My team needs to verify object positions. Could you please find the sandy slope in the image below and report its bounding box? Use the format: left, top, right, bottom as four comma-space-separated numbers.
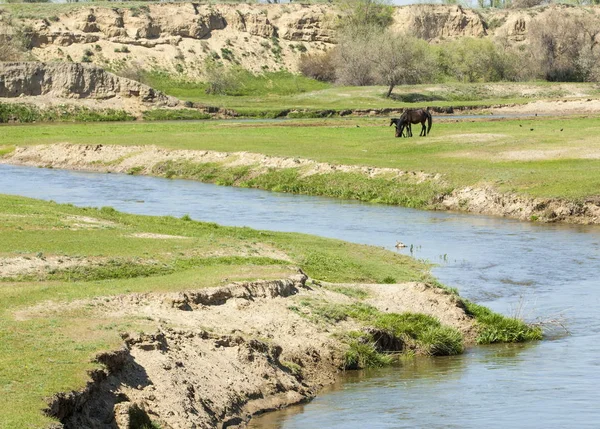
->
35, 273, 474, 428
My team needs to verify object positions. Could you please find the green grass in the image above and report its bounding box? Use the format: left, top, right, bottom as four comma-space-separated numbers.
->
2, 114, 600, 201
142, 109, 211, 121
0, 194, 431, 428
142, 77, 599, 116
344, 339, 394, 369
463, 300, 543, 344
299, 300, 464, 362
144, 70, 330, 101
0, 102, 134, 123
150, 160, 448, 209
323, 284, 370, 299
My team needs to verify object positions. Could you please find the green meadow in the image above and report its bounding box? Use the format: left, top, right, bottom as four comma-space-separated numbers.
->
2, 115, 600, 201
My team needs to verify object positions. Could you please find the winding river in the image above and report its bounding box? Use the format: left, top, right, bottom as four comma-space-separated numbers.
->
2, 164, 599, 428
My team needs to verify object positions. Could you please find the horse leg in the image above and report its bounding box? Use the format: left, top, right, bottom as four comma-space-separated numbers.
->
420, 121, 426, 136
408, 123, 412, 137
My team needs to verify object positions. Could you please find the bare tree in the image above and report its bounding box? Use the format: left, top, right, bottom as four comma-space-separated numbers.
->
334, 29, 376, 86
528, 13, 600, 81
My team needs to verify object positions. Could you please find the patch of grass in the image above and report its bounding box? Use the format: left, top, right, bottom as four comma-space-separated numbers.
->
324, 285, 369, 299
127, 166, 144, 175
281, 360, 302, 376
344, 339, 393, 370
301, 300, 464, 359
0, 102, 134, 123
142, 109, 211, 121
0, 145, 16, 157
463, 300, 543, 344
143, 69, 330, 101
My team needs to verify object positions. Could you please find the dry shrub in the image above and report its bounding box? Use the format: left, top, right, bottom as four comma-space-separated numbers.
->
334, 29, 376, 86
528, 12, 600, 82
510, 0, 547, 8
298, 50, 336, 82
113, 62, 146, 83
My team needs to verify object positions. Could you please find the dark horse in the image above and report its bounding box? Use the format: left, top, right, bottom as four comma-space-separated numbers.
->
390, 108, 432, 137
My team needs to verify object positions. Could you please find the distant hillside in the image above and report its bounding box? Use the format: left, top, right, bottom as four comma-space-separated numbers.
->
1, 3, 598, 78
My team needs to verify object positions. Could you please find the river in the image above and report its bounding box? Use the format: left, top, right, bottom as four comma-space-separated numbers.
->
1, 163, 599, 428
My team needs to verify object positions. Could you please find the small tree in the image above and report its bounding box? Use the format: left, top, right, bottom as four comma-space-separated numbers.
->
527, 13, 600, 81
202, 58, 241, 95
436, 38, 505, 83
371, 32, 435, 97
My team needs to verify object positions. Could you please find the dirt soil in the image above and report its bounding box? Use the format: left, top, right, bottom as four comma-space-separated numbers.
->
34, 272, 475, 428
2, 142, 599, 224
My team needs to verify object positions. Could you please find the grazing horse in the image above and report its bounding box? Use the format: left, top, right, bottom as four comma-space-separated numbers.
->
389, 117, 410, 138
391, 108, 432, 137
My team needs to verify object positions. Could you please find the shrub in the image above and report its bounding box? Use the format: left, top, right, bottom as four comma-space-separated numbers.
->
202, 58, 241, 95
298, 50, 336, 82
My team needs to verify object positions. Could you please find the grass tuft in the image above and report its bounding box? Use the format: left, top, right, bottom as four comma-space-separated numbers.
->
344, 339, 394, 370
463, 300, 543, 344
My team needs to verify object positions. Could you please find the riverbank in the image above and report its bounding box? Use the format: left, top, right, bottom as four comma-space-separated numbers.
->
0, 195, 540, 428
44, 273, 477, 428
2, 141, 599, 224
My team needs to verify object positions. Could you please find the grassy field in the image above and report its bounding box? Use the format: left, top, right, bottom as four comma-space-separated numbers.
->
2, 115, 600, 201
143, 74, 600, 116
0, 194, 435, 428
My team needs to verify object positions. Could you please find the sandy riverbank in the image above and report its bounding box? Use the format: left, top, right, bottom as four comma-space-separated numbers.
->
38, 273, 474, 428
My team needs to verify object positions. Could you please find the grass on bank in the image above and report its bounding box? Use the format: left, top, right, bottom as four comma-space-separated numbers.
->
2, 115, 600, 201
0, 195, 542, 427
294, 299, 465, 367
0, 194, 429, 428
0, 102, 134, 123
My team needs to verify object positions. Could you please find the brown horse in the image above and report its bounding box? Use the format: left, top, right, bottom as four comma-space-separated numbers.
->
391, 108, 432, 137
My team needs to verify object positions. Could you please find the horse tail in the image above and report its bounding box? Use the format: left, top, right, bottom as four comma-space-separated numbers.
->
426, 110, 432, 135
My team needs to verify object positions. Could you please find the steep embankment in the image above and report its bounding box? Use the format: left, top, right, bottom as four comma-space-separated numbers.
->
0, 61, 235, 118
3, 143, 599, 224
38, 273, 474, 428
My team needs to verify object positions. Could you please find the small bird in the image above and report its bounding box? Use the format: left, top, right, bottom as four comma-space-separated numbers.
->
560, 128, 564, 132
530, 128, 534, 131
519, 124, 522, 127
395, 241, 407, 249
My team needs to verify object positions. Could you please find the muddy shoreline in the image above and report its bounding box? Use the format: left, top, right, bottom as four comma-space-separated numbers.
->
2, 143, 599, 224
41, 273, 475, 428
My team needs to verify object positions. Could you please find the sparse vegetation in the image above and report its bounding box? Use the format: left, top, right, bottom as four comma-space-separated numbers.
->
0, 102, 134, 123
142, 109, 211, 121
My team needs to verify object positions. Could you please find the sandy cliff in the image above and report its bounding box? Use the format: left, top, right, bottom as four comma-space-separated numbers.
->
2, 3, 598, 77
